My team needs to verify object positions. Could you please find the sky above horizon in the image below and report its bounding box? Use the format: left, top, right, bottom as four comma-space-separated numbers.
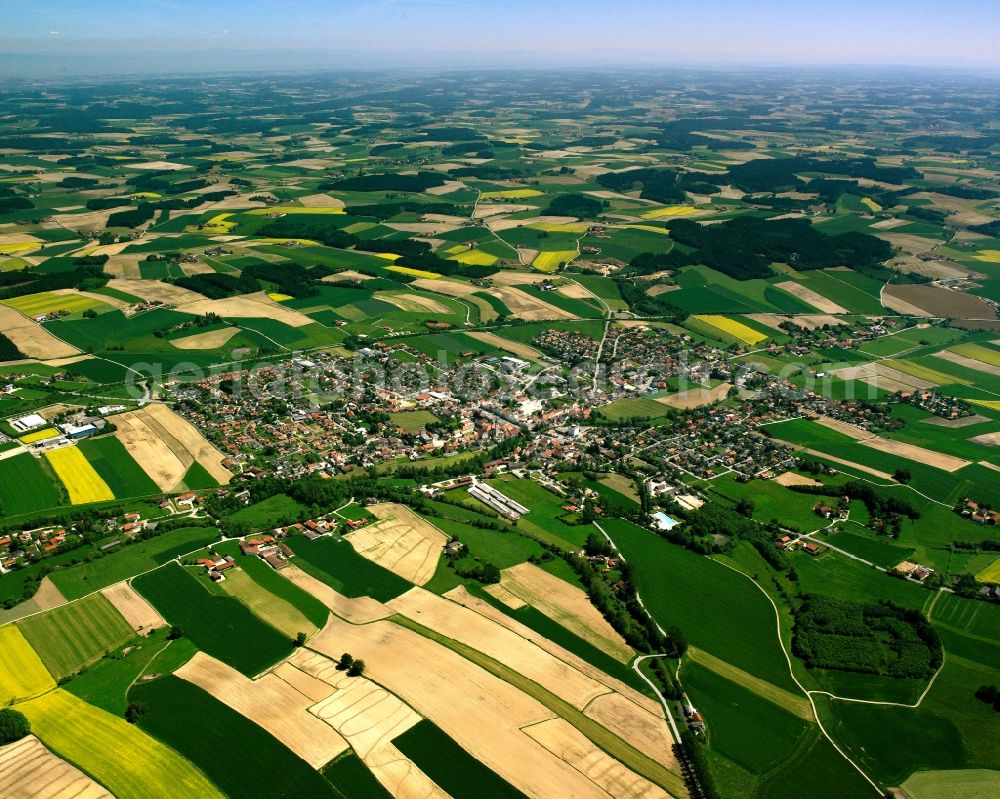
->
1, 0, 999, 72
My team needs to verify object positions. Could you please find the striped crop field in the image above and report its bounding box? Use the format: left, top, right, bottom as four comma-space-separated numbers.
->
2, 291, 106, 317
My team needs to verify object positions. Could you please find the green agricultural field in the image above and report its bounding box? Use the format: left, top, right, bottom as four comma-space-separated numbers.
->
64, 627, 172, 715
603, 518, 796, 689
287, 534, 411, 602
214, 540, 329, 629
487, 476, 593, 548
682, 660, 811, 776
757, 734, 881, 799
19, 688, 225, 799
792, 550, 928, 609
824, 530, 916, 568
49, 526, 220, 600
820, 696, 967, 786
389, 409, 439, 433
322, 753, 393, 799
394, 719, 529, 799
598, 395, 671, 421
228, 493, 310, 528
133, 562, 292, 676
130, 676, 345, 799
17, 593, 136, 679
219, 568, 318, 639
180, 461, 218, 490
78, 436, 160, 497
901, 770, 1000, 799
0, 452, 61, 518
708, 474, 831, 533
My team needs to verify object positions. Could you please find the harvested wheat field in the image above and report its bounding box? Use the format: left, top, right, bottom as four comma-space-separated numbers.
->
101, 581, 164, 635
657, 383, 732, 409
297, 193, 345, 208
490, 563, 633, 663
169, 327, 239, 350
583, 692, 675, 766
483, 582, 528, 609
487, 270, 554, 286
790, 314, 844, 330
860, 437, 970, 472
831, 364, 933, 393
106, 278, 205, 306
176, 291, 314, 327
111, 403, 232, 491
884, 284, 997, 320
294, 651, 422, 759
0, 306, 80, 359
309, 616, 663, 799
486, 286, 577, 321
815, 416, 870, 439
373, 292, 452, 314
923, 413, 991, 428
364, 742, 449, 799
346, 504, 447, 586
768, 441, 894, 480
443, 585, 662, 717
0, 735, 113, 799
969, 432, 1000, 447
523, 719, 670, 799
411, 276, 476, 296
388, 587, 611, 709
176, 652, 347, 768
322, 270, 373, 283
775, 281, 848, 314
467, 332, 545, 362
773, 471, 822, 487
102, 254, 143, 279
279, 564, 392, 624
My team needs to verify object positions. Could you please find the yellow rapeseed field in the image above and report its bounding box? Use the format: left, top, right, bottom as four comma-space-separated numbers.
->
0, 625, 55, 705
387, 265, 441, 279
18, 428, 60, 444
533, 250, 577, 272
20, 690, 225, 799
641, 204, 699, 219
450, 249, 499, 266
480, 188, 543, 200
45, 446, 115, 504
693, 314, 768, 345
861, 197, 883, 213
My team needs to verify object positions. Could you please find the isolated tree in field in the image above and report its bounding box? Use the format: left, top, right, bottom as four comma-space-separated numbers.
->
125, 702, 149, 724
666, 625, 688, 658
337, 653, 354, 670
294, 632, 307, 647
348, 659, 366, 678
167, 625, 183, 640
0, 709, 30, 744
735, 498, 755, 518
